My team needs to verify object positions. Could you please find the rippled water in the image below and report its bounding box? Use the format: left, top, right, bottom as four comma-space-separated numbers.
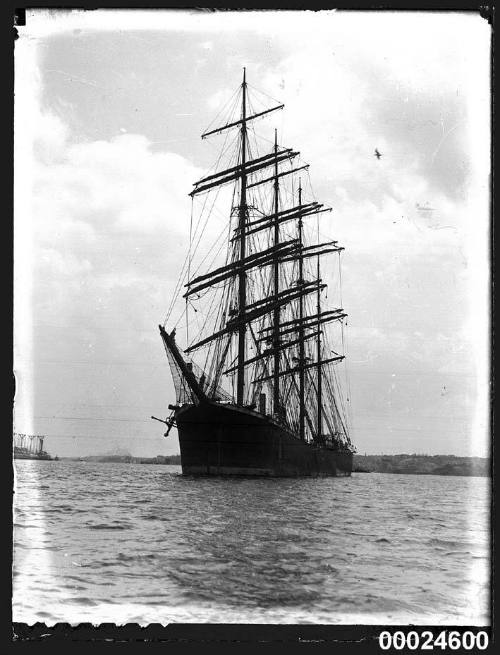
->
13, 461, 489, 625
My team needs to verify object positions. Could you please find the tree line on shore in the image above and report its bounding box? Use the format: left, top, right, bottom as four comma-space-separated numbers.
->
59, 453, 489, 476
353, 453, 489, 476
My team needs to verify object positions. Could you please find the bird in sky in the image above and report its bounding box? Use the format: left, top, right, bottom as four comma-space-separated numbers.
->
374, 148, 382, 160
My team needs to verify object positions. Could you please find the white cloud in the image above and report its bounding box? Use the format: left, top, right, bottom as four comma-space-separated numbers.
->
14, 34, 205, 456
13, 12, 490, 457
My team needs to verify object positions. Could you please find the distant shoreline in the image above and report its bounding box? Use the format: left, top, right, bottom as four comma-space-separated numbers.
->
59, 454, 182, 465
353, 454, 490, 477
55, 453, 490, 477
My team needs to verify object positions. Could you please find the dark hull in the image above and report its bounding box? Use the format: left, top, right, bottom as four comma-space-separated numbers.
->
176, 402, 353, 477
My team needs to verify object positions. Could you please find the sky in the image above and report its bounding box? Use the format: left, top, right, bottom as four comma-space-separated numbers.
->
14, 9, 490, 458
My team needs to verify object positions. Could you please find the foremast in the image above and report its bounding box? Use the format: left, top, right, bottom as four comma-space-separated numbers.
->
236, 68, 248, 405
297, 181, 305, 441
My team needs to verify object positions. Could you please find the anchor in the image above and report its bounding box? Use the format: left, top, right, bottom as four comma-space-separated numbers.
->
151, 404, 179, 437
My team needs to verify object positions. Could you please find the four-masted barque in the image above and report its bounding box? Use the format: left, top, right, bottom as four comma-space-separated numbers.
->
155, 70, 354, 476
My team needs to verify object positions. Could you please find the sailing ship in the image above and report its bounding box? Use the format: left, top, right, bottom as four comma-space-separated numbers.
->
154, 70, 354, 476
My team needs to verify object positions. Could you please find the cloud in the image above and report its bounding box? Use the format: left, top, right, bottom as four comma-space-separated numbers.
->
13, 14, 489, 457
33, 129, 204, 332
14, 41, 205, 456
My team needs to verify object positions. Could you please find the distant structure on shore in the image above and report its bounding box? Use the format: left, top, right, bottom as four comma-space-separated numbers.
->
13, 433, 54, 461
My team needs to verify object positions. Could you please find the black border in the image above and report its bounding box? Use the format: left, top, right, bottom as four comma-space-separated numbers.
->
6, 1, 495, 651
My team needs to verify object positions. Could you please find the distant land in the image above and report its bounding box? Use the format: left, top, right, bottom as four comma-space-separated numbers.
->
353, 454, 490, 477
57, 453, 490, 476
60, 454, 181, 465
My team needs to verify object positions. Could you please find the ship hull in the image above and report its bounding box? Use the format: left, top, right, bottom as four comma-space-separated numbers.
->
176, 402, 352, 477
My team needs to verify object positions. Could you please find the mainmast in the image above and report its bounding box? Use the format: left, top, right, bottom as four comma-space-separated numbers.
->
272, 129, 280, 417
236, 68, 248, 405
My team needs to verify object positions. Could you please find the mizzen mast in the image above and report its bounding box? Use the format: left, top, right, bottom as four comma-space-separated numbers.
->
316, 232, 323, 439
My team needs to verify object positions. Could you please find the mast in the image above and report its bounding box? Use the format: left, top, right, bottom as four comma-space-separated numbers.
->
236, 67, 248, 405
316, 246, 323, 439
298, 181, 305, 441
272, 129, 280, 417
176, 71, 348, 434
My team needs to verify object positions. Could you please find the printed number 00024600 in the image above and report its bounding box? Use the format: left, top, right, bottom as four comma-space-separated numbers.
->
378, 630, 489, 650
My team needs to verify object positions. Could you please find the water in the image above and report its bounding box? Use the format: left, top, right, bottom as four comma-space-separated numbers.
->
13, 461, 490, 625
